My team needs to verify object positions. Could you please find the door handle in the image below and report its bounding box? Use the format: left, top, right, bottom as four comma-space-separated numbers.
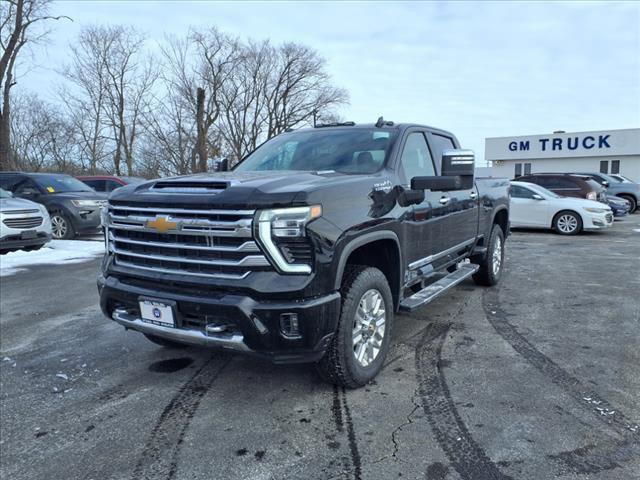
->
439, 196, 450, 205
469, 191, 477, 199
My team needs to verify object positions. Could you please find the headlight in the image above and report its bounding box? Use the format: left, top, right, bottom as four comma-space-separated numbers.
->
584, 207, 608, 213
100, 205, 110, 227
586, 192, 597, 200
71, 199, 100, 208
256, 205, 322, 274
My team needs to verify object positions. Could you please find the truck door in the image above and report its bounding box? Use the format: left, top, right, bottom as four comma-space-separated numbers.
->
397, 131, 446, 269
427, 132, 479, 253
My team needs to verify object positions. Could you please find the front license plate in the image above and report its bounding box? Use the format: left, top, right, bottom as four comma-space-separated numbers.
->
21, 230, 37, 239
139, 300, 175, 327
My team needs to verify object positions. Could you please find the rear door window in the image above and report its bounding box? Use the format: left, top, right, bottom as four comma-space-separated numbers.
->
82, 180, 106, 192
430, 133, 456, 159
399, 132, 436, 183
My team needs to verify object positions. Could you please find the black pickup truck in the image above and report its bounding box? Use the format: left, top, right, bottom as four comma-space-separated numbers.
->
98, 120, 510, 387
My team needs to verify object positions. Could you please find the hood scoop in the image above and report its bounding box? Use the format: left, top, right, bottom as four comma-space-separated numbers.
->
149, 180, 230, 194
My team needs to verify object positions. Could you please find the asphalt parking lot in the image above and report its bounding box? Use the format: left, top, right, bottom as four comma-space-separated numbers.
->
1, 220, 639, 480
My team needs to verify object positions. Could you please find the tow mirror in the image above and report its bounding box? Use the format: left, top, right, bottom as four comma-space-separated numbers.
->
441, 149, 475, 177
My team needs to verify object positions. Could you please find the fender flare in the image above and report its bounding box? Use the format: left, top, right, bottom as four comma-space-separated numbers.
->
333, 229, 403, 293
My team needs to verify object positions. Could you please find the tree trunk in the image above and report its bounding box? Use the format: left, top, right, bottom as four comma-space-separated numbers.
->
195, 87, 207, 172
0, 71, 14, 171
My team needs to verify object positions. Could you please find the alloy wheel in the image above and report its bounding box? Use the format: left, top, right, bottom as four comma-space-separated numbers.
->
492, 235, 502, 275
51, 215, 68, 239
557, 214, 578, 234
352, 289, 386, 367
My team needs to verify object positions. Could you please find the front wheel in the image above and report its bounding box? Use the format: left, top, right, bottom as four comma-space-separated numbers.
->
472, 226, 505, 286
553, 210, 582, 235
618, 195, 637, 213
316, 266, 394, 388
50, 212, 75, 239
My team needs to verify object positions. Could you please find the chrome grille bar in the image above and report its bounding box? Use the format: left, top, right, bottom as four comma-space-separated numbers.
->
112, 247, 270, 267
115, 260, 251, 280
109, 233, 260, 252
108, 205, 255, 216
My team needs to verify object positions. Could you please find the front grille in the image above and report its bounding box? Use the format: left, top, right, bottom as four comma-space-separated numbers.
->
3, 216, 43, 228
107, 203, 272, 280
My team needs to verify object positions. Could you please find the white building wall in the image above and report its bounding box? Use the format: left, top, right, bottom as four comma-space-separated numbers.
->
491, 154, 640, 182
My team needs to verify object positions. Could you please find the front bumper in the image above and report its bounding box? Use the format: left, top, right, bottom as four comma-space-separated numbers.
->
68, 207, 101, 233
0, 232, 51, 250
583, 211, 614, 230
98, 274, 341, 364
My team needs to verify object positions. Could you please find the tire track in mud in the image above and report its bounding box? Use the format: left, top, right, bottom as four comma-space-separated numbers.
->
415, 320, 513, 480
482, 288, 639, 474
331, 385, 363, 480
132, 354, 231, 480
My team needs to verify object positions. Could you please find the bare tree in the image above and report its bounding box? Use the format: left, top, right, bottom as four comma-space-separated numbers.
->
59, 26, 111, 174
265, 43, 347, 137
0, 0, 69, 170
10, 91, 77, 172
61, 25, 156, 175
162, 28, 240, 172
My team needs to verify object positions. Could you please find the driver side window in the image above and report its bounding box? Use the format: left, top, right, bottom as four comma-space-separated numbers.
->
14, 179, 40, 195
399, 132, 435, 184
511, 185, 537, 199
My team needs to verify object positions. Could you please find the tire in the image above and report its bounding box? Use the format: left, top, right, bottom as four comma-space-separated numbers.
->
553, 210, 582, 235
50, 212, 75, 239
143, 333, 189, 349
316, 266, 394, 388
618, 195, 637, 214
472, 225, 505, 286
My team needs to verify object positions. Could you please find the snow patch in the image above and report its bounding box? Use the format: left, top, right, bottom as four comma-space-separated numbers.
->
0, 240, 104, 277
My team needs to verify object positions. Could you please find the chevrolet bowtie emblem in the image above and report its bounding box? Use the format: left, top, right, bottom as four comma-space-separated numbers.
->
146, 216, 178, 233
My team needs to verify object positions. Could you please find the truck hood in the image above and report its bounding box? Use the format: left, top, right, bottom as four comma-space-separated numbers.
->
109, 171, 385, 209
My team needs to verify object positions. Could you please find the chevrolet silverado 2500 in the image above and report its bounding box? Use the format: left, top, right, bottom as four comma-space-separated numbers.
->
98, 120, 510, 387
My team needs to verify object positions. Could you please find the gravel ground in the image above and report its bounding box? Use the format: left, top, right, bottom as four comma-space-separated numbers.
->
1, 219, 639, 480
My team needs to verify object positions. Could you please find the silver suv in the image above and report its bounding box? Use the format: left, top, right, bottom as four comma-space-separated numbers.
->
0, 188, 52, 253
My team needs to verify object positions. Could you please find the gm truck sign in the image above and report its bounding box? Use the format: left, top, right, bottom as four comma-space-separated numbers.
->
485, 128, 640, 161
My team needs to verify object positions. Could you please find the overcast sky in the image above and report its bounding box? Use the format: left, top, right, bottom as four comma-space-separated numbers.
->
14, 0, 640, 164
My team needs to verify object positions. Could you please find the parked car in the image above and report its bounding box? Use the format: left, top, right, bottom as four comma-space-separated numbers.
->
510, 181, 613, 234
98, 120, 510, 388
516, 173, 607, 203
0, 173, 107, 239
571, 172, 640, 213
0, 188, 52, 253
606, 195, 630, 218
609, 174, 636, 184
77, 175, 146, 193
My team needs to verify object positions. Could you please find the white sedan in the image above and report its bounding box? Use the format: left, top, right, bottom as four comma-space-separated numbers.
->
510, 181, 613, 235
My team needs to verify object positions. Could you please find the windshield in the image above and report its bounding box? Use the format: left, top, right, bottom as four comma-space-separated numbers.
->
0, 188, 12, 198
33, 175, 93, 193
234, 128, 398, 174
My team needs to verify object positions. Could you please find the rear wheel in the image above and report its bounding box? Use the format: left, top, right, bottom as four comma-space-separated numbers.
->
50, 212, 74, 239
553, 210, 582, 235
143, 334, 189, 349
316, 266, 393, 388
472, 225, 505, 286
618, 194, 637, 213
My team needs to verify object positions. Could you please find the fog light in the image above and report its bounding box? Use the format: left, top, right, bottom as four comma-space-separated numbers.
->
280, 313, 301, 338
